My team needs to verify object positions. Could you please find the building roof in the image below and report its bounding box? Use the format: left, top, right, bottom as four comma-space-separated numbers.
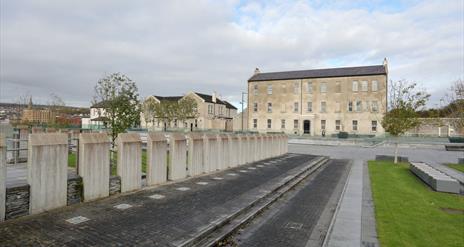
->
248, 65, 387, 82
152, 96, 183, 101
91, 100, 110, 108
194, 92, 237, 110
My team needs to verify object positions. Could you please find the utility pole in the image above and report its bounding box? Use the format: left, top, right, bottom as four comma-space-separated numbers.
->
240, 92, 248, 131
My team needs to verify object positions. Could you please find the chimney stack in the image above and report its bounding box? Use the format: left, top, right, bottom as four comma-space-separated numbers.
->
212, 91, 217, 103
254, 68, 260, 75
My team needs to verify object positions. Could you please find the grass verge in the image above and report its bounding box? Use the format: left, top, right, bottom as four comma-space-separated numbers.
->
446, 163, 464, 173
368, 161, 464, 247
68, 150, 148, 175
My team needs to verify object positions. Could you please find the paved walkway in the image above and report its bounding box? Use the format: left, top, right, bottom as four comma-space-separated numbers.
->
0, 154, 317, 246
288, 143, 461, 247
327, 160, 363, 247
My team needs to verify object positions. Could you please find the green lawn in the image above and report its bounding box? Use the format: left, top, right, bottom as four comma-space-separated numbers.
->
368, 161, 464, 247
446, 163, 464, 173
68, 150, 148, 174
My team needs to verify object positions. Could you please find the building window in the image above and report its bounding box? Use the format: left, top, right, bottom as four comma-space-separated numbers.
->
336, 82, 341, 93
281, 119, 285, 129
254, 84, 258, 96
267, 119, 272, 129
253, 119, 257, 129
335, 120, 341, 131
348, 101, 353, 112
356, 101, 362, 112
307, 102, 312, 112
294, 102, 299, 112
253, 102, 258, 112
352, 81, 358, 92
352, 120, 358, 131
267, 102, 272, 113
294, 119, 299, 129
208, 105, 213, 114
335, 101, 341, 112
321, 120, 326, 130
372, 80, 378, 91
293, 82, 299, 94
372, 101, 379, 112
372, 120, 378, 132
361, 81, 368, 92
307, 82, 313, 93
320, 82, 327, 93
195, 119, 198, 128
219, 105, 223, 115
267, 84, 273, 95
320, 101, 327, 113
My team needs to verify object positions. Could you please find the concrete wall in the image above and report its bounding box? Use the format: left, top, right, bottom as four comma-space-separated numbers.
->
206, 134, 218, 172
0, 135, 5, 222
168, 133, 187, 180
218, 134, 229, 170
28, 133, 68, 215
78, 133, 110, 201
147, 132, 168, 185
187, 133, 205, 176
117, 133, 142, 193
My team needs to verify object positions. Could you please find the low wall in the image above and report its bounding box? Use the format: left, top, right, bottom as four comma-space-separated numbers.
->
147, 132, 168, 185
28, 133, 68, 215
168, 133, 187, 180
117, 133, 142, 193
187, 133, 204, 176
79, 133, 110, 201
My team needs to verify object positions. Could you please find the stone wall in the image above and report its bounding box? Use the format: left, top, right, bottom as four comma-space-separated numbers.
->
109, 176, 121, 195
67, 175, 83, 205
5, 184, 30, 220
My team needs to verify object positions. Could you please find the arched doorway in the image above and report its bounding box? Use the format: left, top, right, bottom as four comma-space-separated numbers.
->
303, 120, 311, 134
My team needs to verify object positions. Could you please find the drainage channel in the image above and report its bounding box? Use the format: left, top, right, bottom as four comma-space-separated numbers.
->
175, 156, 329, 247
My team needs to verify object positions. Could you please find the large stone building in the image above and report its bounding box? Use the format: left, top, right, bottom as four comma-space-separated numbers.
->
141, 92, 237, 131
247, 59, 388, 136
21, 98, 55, 125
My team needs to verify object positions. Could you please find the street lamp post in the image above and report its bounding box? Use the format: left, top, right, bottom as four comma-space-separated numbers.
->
240, 92, 248, 131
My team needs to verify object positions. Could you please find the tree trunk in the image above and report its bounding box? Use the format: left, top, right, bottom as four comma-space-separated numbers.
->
394, 142, 399, 164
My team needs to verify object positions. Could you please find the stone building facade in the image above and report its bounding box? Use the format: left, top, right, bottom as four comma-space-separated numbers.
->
21, 98, 55, 124
247, 59, 388, 136
141, 92, 237, 132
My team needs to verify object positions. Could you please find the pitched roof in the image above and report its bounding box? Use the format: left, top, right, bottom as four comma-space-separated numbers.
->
248, 65, 387, 82
91, 100, 110, 108
194, 92, 237, 110
152, 96, 183, 101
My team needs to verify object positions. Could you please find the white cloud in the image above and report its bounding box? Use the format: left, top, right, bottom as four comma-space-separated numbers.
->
0, 0, 462, 108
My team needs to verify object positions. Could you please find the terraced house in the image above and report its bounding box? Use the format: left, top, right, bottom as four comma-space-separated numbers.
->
141, 91, 237, 131
247, 59, 388, 136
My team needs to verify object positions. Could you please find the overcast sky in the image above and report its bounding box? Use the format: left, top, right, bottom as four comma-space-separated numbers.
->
1, 0, 463, 109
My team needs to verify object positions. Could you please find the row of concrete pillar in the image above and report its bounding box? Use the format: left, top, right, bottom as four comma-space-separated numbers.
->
0, 132, 288, 221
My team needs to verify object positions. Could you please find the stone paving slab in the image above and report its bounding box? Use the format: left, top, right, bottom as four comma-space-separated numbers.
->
0, 153, 317, 246
232, 159, 351, 247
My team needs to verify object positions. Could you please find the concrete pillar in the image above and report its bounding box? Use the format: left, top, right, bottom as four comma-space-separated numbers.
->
229, 134, 238, 167
219, 134, 229, 169
78, 133, 110, 201
0, 135, 5, 222
244, 134, 253, 163
248, 134, 256, 163
147, 132, 168, 185
116, 133, 142, 193
168, 133, 187, 180
28, 133, 68, 214
237, 134, 245, 166
187, 133, 205, 176
206, 134, 219, 172
255, 134, 262, 161
227, 134, 238, 167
